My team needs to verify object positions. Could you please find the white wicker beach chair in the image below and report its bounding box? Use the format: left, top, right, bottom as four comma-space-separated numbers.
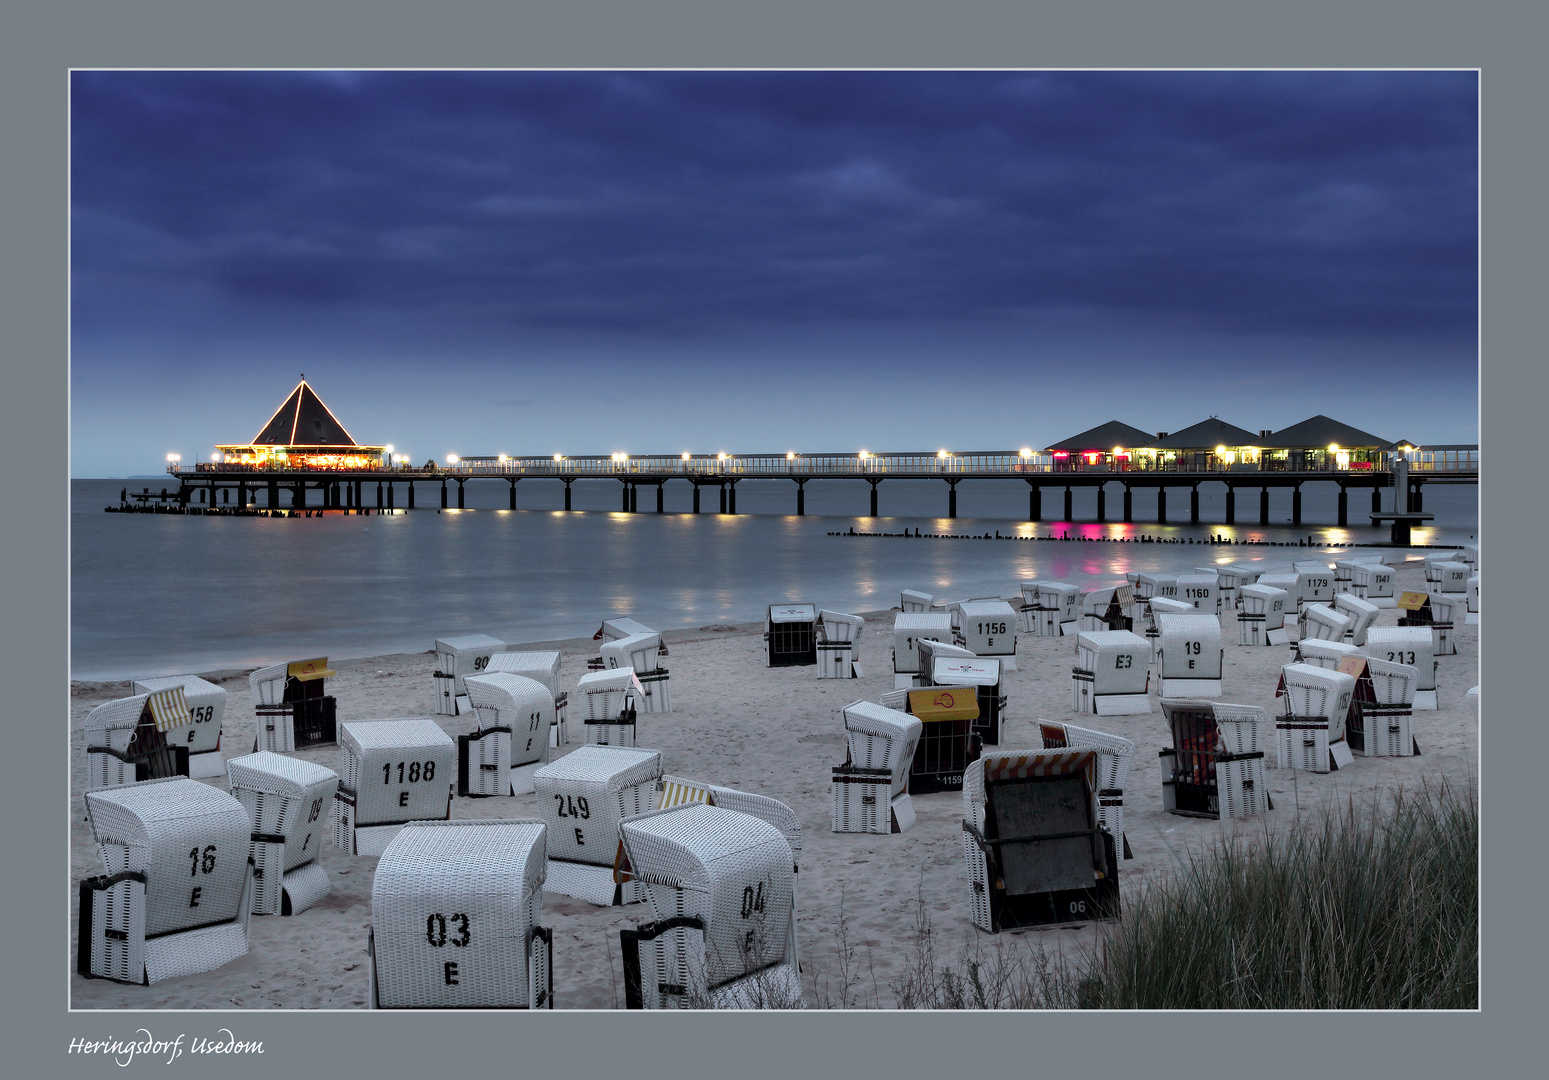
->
462, 672, 555, 796
1466, 574, 1479, 622
333, 719, 456, 857
78, 777, 255, 984
249, 658, 338, 752
833, 701, 922, 833
1276, 663, 1357, 772
899, 589, 933, 614
892, 612, 953, 689
576, 668, 644, 746
532, 745, 661, 905
1238, 583, 1291, 646
1291, 563, 1336, 606
960, 749, 1120, 933
1365, 626, 1439, 709
1332, 592, 1380, 646
84, 694, 184, 792
764, 603, 818, 667
654, 776, 802, 871
1154, 612, 1223, 699
1033, 582, 1081, 637
598, 617, 660, 644
1347, 561, 1397, 606
1299, 603, 1353, 645
368, 820, 551, 1009
1210, 564, 1262, 611
1038, 722, 1136, 857
1158, 701, 1271, 820
1424, 592, 1461, 656
816, 610, 865, 680
132, 675, 227, 778
1080, 585, 1134, 632
486, 650, 568, 745
226, 751, 339, 916
1073, 630, 1152, 715
1295, 638, 1363, 670
1134, 573, 1180, 603
956, 599, 1019, 671
599, 632, 670, 712
433, 634, 505, 716
1176, 572, 1220, 614
619, 803, 802, 1009
930, 654, 1006, 746
1346, 656, 1421, 757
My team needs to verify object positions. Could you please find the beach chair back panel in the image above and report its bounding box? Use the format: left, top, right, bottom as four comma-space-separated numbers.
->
988, 775, 1094, 896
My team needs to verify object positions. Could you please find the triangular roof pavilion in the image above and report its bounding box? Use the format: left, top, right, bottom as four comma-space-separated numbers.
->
1044, 421, 1158, 453
250, 379, 360, 447
1258, 415, 1392, 450
1153, 418, 1262, 450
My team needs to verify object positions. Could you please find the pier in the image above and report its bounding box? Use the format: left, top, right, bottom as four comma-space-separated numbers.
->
160, 449, 1476, 527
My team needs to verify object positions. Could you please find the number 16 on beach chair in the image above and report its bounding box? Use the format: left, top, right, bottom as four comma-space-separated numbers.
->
960, 750, 1120, 933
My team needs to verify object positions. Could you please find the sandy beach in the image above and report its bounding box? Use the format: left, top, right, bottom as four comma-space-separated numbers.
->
68, 560, 1478, 1009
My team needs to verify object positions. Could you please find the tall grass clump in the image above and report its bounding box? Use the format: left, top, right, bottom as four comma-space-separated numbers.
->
1075, 781, 1478, 1009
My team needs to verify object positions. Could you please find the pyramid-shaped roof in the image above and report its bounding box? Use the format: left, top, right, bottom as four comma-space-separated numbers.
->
251, 380, 359, 447
1154, 418, 1262, 450
1258, 415, 1392, 450
1044, 420, 1158, 452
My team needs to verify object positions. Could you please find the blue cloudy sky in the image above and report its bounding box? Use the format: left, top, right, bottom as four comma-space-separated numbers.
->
70, 70, 1478, 475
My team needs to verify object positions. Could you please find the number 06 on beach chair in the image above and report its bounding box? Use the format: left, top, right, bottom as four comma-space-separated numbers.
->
226, 751, 339, 916
961, 750, 1120, 933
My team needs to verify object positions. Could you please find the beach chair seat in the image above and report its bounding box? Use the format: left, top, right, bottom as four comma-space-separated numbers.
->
1079, 586, 1133, 632
816, 610, 865, 680
1155, 612, 1223, 699
83, 692, 191, 792
1298, 603, 1353, 645
927, 652, 1006, 746
1275, 663, 1357, 772
226, 751, 339, 916
619, 804, 802, 1009
833, 701, 921, 832
576, 668, 643, 746
765, 604, 818, 667
132, 675, 226, 779
486, 650, 569, 745
961, 749, 1120, 933
892, 612, 953, 689
1073, 630, 1152, 715
1238, 583, 1291, 646
432, 635, 504, 716
368, 820, 551, 1009
532, 745, 661, 905
1365, 626, 1439, 710
333, 720, 456, 856
249, 658, 338, 752
462, 672, 556, 795
1344, 656, 1421, 758
1038, 721, 1136, 857
1332, 593, 1380, 647
1158, 701, 1271, 820
78, 777, 255, 984
899, 589, 933, 613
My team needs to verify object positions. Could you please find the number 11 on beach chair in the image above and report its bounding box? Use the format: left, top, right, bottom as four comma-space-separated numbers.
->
460, 672, 555, 796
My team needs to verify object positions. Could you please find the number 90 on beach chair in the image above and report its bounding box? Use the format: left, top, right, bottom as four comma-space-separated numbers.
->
432, 635, 504, 717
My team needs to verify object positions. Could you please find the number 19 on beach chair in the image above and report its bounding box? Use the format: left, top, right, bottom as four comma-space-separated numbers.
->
960, 750, 1120, 933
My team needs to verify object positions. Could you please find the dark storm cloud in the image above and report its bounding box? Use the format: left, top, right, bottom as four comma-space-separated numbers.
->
70, 70, 1477, 339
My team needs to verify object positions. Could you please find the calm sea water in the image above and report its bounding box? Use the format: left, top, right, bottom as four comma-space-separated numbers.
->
71, 476, 1478, 680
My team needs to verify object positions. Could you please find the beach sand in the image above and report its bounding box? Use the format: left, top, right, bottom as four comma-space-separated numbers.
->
69, 561, 1478, 1009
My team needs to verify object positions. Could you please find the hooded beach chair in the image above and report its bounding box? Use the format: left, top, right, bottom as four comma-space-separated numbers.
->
1423, 592, 1460, 656
619, 804, 802, 1009
1466, 573, 1479, 623
1155, 611, 1223, 699
1332, 592, 1380, 647
1143, 596, 1194, 650
1030, 581, 1081, 637
226, 751, 338, 916
1158, 701, 1272, 820
1343, 655, 1422, 758
601, 631, 672, 713
432, 635, 505, 716
249, 657, 338, 752
892, 612, 953, 689
653, 776, 802, 871
1294, 638, 1363, 670
1298, 603, 1353, 645
461, 672, 556, 796
132, 675, 226, 779
899, 589, 933, 614
1073, 630, 1152, 715
1365, 626, 1439, 710
577, 667, 644, 746
332, 719, 456, 857
532, 745, 661, 905
816, 609, 865, 679
764, 604, 818, 667
83, 691, 191, 792
1346, 561, 1397, 606
1080, 585, 1133, 632
1256, 573, 1302, 615
1291, 562, 1336, 606
487, 650, 568, 745
1275, 663, 1357, 772
961, 749, 1120, 933
1209, 564, 1261, 611
368, 820, 552, 1009
1175, 572, 1220, 614
78, 777, 255, 984
833, 700, 921, 833
884, 685, 983, 795
1038, 721, 1136, 857
1238, 583, 1291, 646
956, 599, 1019, 671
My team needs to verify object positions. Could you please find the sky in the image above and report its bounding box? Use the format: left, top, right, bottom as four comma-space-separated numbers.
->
69, 70, 1479, 476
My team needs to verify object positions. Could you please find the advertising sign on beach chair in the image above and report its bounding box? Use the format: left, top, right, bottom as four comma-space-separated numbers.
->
226, 751, 338, 916
929, 653, 1006, 746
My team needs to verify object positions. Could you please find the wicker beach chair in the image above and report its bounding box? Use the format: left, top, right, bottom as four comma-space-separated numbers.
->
764, 603, 818, 667
1209, 564, 1261, 611
486, 650, 568, 745
432, 634, 505, 716
78, 777, 255, 984
576, 668, 643, 746
1347, 561, 1397, 606
925, 651, 1006, 746
1294, 638, 1363, 670
84, 692, 191, 792
1157, 701, 1272, 820
1238, 583, 1291, 646
461, 672, 555, 796
1038, 721, 1136, 857
332, 719, 456, 857
833, 700, 922, 832
226, 751, 339, 916
1365, 626, 1439, 710
1291, 562, 1336, 606
600, 632, 671, 713
1298, 603, 1353, 645
961, 749, 1120, 933
249, 658, 338, 752
1332, 592, 1381, 647
1155, 612, 1224, 699
1422, 592, 1461, 656
653, 776, 802, 872
816, 609, 865, 680
1176, 572, 1220, 614
368, 820, 552, 1009
899, 589, 933, 613
532, 745, 661, 905
1345, 656, 1422, 758
1079, 586, 1133, 632
1467, 573, 1479, 622
891, 612, 953, 689
619, 804, 802, 1009
1073, 630, 1152, 715
956, 599, 1019, 671
1276, 663, 1357, 772
1256, 573, 1302, 615
1029, 582, 1080, 637
132, 675, 226, 779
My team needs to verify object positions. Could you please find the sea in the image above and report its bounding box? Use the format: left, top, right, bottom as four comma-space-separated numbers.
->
70, 476, 1479, 681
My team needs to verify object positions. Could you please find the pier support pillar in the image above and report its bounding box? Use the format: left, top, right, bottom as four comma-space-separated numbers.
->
947, 480, 958, 519
796, 479, 806, 516
1411, 484, 1424, 513
1157, 488, 1167, 523
407, 482, 414, 509
1190, 485, 1200, 524
623, 483, 631, 512
1063, 487, 1073, 521
1337, 486, 1348, 526
1225, 486, 1235, 524
728, 481, 737, 514
1259, 487, 1269, 525
441, 480, 448, 509
509, 480, 517, 510
692, 484, 700, 513
1292, 485, 1302, 525
631, 484, 639, 513
389, 483, 396, 510
1096, 484, 1106, 522
869, 480, 879, 518
1122, 485, 1132, 523
564, 481, 572, 511
269, 479, 280, 509
238, 481, 247, 506
293, 483, 304, 509
1372, 487, 1382, 513
719, 484, 727, 514
656, 484, 664, 513
1027, 482, 1040, 522
456, 480, 464, 510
